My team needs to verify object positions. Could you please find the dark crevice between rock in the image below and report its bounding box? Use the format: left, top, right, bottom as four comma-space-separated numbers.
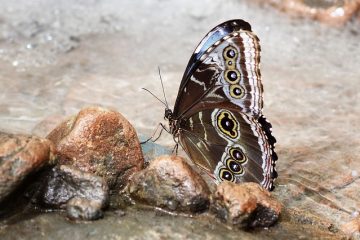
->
0, 165, 54, 225
112, 163, 137, 191
247, 205, 279, 229
189, 195, 210, 213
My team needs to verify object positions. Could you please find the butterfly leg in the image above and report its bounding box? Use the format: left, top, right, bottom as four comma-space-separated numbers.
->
140, 123, 170, 144
171, 135, 179, 155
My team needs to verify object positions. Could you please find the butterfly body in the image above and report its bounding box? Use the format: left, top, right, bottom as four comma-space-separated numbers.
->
165, 19, 277, 191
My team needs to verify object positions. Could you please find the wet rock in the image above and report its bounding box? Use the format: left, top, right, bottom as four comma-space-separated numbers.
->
128, 155, 210, 213
38, 165, 108, 209
341, 216, 360, 238
66, 197, 103, 221
47, 106, 144, 190
211, 182, 282, 228
253, 0, 360, 26
0, 132, 56, 203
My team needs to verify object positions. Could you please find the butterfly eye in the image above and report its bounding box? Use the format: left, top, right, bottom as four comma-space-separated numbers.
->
224, 70, 240, 84
229, 85, 245, 99
226, 159, 244, 174
219, 168, 235, 182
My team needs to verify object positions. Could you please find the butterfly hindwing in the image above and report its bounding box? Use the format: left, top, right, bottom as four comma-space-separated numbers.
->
179, 109, 275, 190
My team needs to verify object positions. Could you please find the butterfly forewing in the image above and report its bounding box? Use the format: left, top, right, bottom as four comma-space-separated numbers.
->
173, 26, 263, 119
180, 19, 252, 87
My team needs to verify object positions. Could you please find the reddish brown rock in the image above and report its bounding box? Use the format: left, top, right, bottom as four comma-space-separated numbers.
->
47, 107, 144, 190
128, 155, 211, 213
253, 0, 360, 26
341, 216, 360, 238
0, 132, 56, 202
211, 182, 282, 228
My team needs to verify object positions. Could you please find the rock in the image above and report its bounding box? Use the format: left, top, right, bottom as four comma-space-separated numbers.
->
66, 197, 103, 221
211, 182, 282, 228
38, 165, 108, 209
128, 155, 210, 213
0, 132, 56, 203
341, 216, 360, 238
47, 106, 144, 190
253, 0, 360, 26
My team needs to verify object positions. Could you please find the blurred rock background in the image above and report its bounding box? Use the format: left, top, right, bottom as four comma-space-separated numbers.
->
0, 0, 359, 239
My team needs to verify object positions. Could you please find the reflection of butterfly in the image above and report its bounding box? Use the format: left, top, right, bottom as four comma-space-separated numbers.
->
164, 19, 277, 190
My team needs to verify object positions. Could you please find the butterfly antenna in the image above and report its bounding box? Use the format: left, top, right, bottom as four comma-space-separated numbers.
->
158, 66, 169, 109
141, 88, 168, 107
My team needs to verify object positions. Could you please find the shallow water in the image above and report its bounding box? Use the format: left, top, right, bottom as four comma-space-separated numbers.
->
0, 0, 359, 238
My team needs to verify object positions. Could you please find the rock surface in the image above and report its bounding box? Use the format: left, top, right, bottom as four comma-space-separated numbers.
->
37, 165, 109, 209
211, 182, 282, 228
128, 155, 210, 213
0, 132, 56, 203
252, 0, 360, 26
47, 107, 144, 190
0, 207, 347, 240
66, 197, 104, 221
341, 216, 360, 239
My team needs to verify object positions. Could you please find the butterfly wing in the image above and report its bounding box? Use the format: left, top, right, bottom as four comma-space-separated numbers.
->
178, 109, 277, 190
173, 19, 263, 119
172, 19, 277, 190
180, 19, 251, 85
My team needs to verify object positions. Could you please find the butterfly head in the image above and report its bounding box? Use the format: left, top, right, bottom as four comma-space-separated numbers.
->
164, 108, 180, 135
164, 108, 173, 121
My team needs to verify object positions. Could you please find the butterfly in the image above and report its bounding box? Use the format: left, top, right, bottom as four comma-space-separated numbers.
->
163, 19, 277, 191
